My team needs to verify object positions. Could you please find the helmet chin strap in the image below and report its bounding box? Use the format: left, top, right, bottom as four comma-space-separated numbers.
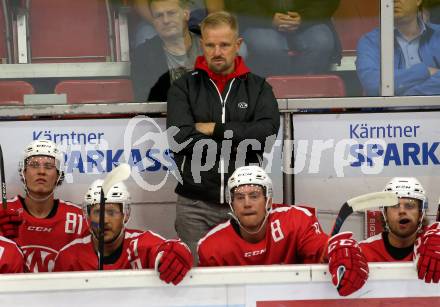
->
229, 198, 271, 236
23, 171, 61, 202
416, 210, 425, 233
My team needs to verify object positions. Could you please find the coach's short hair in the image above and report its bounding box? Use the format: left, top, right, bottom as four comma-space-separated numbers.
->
149, 0, 190, 10
200, 11, 239, 37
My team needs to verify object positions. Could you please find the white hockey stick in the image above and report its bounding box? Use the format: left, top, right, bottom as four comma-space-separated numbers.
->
330, 191, 398, 236
101, 163, 131, 195
98, 163, 131, 270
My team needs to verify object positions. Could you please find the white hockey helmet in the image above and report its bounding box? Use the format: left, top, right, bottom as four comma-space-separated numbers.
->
83, 179, 131, 223
383, 177, 427, 210
226, 165, 273, 205
19, 140, 65, 186
382, 177, 428, 232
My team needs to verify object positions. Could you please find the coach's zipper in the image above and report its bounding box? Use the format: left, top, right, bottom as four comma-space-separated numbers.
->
209, 78, 235, 204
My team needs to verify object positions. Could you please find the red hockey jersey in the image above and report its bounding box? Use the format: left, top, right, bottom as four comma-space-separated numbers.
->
53, 229, 166, 271
6, 196, 88, 272
0, 236, 24, 273
360, 233, 415, 262
198, 206, 329, 266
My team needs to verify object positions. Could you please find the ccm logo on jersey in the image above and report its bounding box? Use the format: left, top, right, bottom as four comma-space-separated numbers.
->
26, 226, 52, 232
244, 248, 266, 258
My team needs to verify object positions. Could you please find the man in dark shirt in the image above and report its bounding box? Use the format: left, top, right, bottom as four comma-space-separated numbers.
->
131, 0, 203, 102
166, 11, 280, 263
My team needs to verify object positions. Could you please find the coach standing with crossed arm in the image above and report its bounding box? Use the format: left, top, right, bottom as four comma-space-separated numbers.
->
166, 11, 280, 263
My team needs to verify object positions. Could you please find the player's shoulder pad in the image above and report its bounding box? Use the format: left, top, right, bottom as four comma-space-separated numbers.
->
197, 220, 231, 248
360, 233, 382, 244
6, 195, 22, 207
0, 235, 18, 245
58, 199, 82, 210
6, 195, 20, 203
0, 236, 23, 256
272, 205, 314, 217
59, 235, 92, 253
125, 229, 166, 241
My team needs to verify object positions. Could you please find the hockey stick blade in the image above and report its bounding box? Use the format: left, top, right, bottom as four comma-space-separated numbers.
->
347, 191, 398, 212
0, 145, 7, 210
330, 192, 398, 236
102, 163, 131, 195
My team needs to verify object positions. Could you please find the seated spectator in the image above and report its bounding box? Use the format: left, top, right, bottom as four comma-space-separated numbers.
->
360, 177, 440, 284
197, 166, 369, 296
211, 0, 341, 77
356, 0, 440, 96
132, 0, 209, 48
131, 0, 203, 102
54, 179, 192, 285
0, 236, 24, 273
424, 0, 440, 24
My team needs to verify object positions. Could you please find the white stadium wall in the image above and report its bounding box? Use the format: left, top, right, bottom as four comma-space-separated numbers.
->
0, 263, 439, 307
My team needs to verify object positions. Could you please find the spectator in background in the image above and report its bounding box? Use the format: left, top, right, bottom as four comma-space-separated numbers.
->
423, 0, 440, 24
209, 0, 341, 77
131, 0, 203, 102
356, 0, 440, 96
132, 0, 209, 48
166, 11, 280, 263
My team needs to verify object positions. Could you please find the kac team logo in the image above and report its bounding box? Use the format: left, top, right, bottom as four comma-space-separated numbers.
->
21, 245, 58, 272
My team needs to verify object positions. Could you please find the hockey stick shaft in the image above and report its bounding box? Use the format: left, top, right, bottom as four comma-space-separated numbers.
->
0, 145, 7, 210
330, 202, 353, 236
98, 187, 105, 270
97, 163, 131, 270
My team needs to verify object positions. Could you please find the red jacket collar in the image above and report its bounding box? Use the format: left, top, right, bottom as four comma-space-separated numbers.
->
194, 56, 250, 83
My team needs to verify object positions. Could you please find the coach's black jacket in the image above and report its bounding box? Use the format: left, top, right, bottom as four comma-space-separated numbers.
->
167, 56, 280, 204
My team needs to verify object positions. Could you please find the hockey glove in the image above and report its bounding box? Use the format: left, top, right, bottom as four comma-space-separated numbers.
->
155, 240, 192, 285
0, 208, 22, 239
414, 222, 440, 283
327, 232, 369, 296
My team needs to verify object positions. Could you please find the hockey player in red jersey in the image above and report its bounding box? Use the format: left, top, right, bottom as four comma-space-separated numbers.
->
360, 177, 440, 283
0, 235, 24, 273
54, 179, 192, 285
0, 140, 87, 272
198, 166, 369, 296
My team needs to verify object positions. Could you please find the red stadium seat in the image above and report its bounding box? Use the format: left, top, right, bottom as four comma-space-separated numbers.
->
333, 0, 380, 55
28, 0, 113, 63
266, 75, 346, 98
0, 81, 35, 105
0, 1, 11, 63
0, 3, 6, 62
55, 79, 134, 104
